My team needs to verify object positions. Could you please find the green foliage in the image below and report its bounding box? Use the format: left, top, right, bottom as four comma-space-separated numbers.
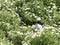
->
30, 29, 59, 45
0, 0, 60, 45
0, 38, 12, 45
13, 0, 60, 25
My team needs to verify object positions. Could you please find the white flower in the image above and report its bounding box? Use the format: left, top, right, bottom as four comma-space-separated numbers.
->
25, 12, 28, 14
0, 22, 1, 24
30, 15, 32, 17
34, 16, 37, 18
5, 0, 8, 2
58, 30, 60, 32
48, 10, 52, 13
48, 6, 51, 9
35, 29, 38, 31
28, 26, 31, 28
5, 23, 10, 29
6, 23, 10, 25
49, 15, 51, 18
12, 15, 16, 17
44, 26, 48, 29
59, 8, 60, 10
39, 12, 41, 13
51, 26, 54, 28
32, 33, 36, 38
17, 31, 20, 34
51, 32, 54, 34
56, 33, 59, 35
0, 4, 1, 7
58, 28, 60, 30
7, 8, 11, 11
53, 24, 57, 27
58, 22, 60, 24
44, 7, 46, 9
31, 25, 35, 28
32, 13, 35, 17
36, 34, 41, 37
18, 18, 21, 21
53, 5, 57, 9
24, 36, 29, 40
17, 32, 23, 35
50, 2, 53, 5
40, 28, 44, 33
16, 13, 19, 17
46, 9, 49, 12
16, 7, 18, 10
58, 11, 60, 13
37, 6, 40, 8
22, 41, 25, 44
2, 22, 5, 23
1, 42, 4, 45
20, 26, 23, 28
11, 3, 13, 5
44, 25, 54, 29
37, 2, 40, 4
22, 42, 28, 45
49, 18, 52, 21
52, 29, 55, 32
8, 31, 12, 36
25, 8, 30, 10
0, 11, 2, 14
36, 31, 41, 36
53, 3, 55, 6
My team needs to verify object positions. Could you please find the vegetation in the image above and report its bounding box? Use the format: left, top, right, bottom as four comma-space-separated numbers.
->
0, 0, 60, 45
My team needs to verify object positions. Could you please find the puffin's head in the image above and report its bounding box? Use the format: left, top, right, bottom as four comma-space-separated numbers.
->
35, 16, 41, 23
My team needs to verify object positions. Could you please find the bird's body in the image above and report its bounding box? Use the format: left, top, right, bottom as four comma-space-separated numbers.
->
35, 23, 42, 30
32, 16, 44, 36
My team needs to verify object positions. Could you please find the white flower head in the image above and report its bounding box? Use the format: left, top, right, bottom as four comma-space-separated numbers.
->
37, 6, 40, 8
59, 8, 60, 10
50, 2, 53, 5
32, 33, 37, 38
31, 25, 35, 28
56, 33, 59, 35
53, 5, 57, 9
22, 42, 28, 45
51, 32, 54, 34
58, 11, 60, 13
44, 7, 46, 10
39, 12, 41, 13
25, 8, 30, 10
32, 13, 35, 17
34, 16, 37, 18
48, 6, 51, 9
12, 15, 16, 17
5, 0, 8, 2
11, 3, 13, 5
6, 23, 10, 26
30, 15, 32, 17
25, 11, 28, 14
58, 30, 60, 32
8, 30, 13, 36
0, 4, 1, 7
46, 9, 49, 12
58, 22, 60, 24
48, 10, 52, 13
53, 3, 55, 6
2, 22, 5, 23
0, 22, 1, 24
17, 31, 23, 35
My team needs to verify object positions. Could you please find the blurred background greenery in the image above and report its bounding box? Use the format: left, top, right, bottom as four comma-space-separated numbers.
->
0, 0, 60, 45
